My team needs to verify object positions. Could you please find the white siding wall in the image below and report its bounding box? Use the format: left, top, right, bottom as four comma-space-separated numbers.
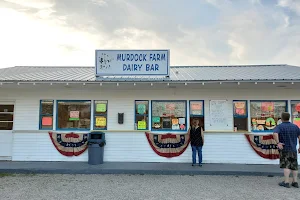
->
1, 87, 299, 163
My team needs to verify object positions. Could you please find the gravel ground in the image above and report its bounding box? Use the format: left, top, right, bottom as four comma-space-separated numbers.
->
0, 174, 299, 200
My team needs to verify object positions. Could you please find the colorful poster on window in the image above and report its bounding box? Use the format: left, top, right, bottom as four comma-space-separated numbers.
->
172, 118, 179, 125
190, 102, 203, 115
137, 104, 146, 114
295, 103, 300, 112
234, 101, 246, 116
261, 102, 274, 112
179, 118, 185, 124
152, 116, 160, 123
96, 103, 106, 112
138, 121, 146, 129
42, 117, 52, 126
95, 117, 106, 127
69, 111, 79, 121
293, 118, 300, 128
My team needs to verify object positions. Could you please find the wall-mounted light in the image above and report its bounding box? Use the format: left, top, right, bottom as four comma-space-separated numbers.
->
33, 83, 36, 85
116, 83, 119, 86
185, 83, 187, 85
66, 83, 69, 86
50, 83, 53, 86
237, 82, 240, 85
17, 82, 20, 85
255, 82, 258, 84
150, 83, 153, 86
83, 83, 86, 86
133, 83, 136, 86
202, 82, 205, 85
273, 82, 275, 85
292, 82, 294, 85
220, 82, 222, 85
167, 83, 170, 86
100, 83, 102, 86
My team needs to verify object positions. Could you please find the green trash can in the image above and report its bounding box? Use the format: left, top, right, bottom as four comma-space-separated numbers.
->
88, 131, 106, 165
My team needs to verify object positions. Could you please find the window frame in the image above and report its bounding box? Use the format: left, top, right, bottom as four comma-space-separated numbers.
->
134, 100, 149, 130
56, 100, 91, 131
250, 100, 288, 132
93, 100, 108, 130
0, 104, 14, 131
151, 100, 187, 132
189, 100, 205, 129
290, 100, 300, 127
39, 100, 54, 130
233, 100, 248, 131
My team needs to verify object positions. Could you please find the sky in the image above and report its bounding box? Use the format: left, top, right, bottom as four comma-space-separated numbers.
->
0, 0, 300, 68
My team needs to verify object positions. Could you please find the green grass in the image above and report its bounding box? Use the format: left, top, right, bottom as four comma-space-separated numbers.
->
0, 172, 37, 177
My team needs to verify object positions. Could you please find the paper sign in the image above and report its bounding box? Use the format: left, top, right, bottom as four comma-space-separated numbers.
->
152, 116, 160, 123
96, 117, 106, 127
172, 118, 179, 125
234, 101, 245, 109
138, 121, 146, 129
70, 111, 79, 118
235, 108, 245, 115
96, 104, 106, 112
293, 118, 300, 128
166, 104, 175, 110
261, 102, 274, 112
179, 118, 185, 124
42, 117, 52, 126
295, 103, 300, 112
137, 104, 146, 114
191, 102, 202, 110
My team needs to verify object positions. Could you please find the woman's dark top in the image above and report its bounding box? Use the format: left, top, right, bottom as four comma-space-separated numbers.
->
190, 126, 203, 146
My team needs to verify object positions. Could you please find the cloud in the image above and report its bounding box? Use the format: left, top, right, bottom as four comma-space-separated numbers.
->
0, 0, 300, 68
277, 0, 300, 15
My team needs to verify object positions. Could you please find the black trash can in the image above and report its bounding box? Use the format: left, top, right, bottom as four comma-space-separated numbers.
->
88, 131, 106, 165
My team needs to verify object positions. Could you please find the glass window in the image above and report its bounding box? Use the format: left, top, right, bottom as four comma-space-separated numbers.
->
39, 100, 54, 130
291, 101, 300, 128
135, 100, 149, 130
0, 104, 14, 130
94, 100, 108, 130
233, 100, 248, 131
57, 100, 91, 130
189, 100, 204, 130
250, 101, 287, 132
151, 100, 187, 131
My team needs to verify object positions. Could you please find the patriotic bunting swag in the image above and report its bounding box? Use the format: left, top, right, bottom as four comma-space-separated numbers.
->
245, 134, 279, 159
49, 132, 88, 156
145, 132, 190, 158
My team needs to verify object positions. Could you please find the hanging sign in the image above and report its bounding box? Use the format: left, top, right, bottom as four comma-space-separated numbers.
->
137, 104, 146, 114
138, 121, 147, 129
95, 50, 170, 76
69, 111, 79, 121
95, 117, 106, 127
96, 103, 106, 112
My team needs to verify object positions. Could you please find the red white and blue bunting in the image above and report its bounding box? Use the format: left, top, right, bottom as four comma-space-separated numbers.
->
48, 132, 88, 156
145, 132, 190, 158
245, 134, 279, 159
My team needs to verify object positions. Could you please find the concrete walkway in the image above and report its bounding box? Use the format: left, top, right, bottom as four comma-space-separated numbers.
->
0, 161, 291, 176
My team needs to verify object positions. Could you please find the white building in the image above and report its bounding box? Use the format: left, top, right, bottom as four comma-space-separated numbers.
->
0, 61, 300, 164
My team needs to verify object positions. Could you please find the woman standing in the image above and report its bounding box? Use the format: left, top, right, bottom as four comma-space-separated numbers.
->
188, 119, 204, 166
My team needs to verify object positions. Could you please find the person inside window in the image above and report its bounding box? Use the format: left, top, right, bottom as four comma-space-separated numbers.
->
188, 119, 204, 166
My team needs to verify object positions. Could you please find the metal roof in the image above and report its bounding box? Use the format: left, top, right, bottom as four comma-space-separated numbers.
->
0, 64, 299, 82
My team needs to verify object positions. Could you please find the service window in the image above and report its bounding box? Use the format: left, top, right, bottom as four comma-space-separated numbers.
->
291, 101, 300, 128
233, 100, 248, 131
94, 100, 108, 130
151, 100, 187, 131
189, 100, 204, 130
0, 104, 14, 130
250, 101, 287, 132
57, 100, 91, 130
39, 100, 54, 130
135, 100, 149, 130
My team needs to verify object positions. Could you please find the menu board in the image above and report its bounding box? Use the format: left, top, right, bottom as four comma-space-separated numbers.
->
152, 101, 186, 117
209, 100, 228, 127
